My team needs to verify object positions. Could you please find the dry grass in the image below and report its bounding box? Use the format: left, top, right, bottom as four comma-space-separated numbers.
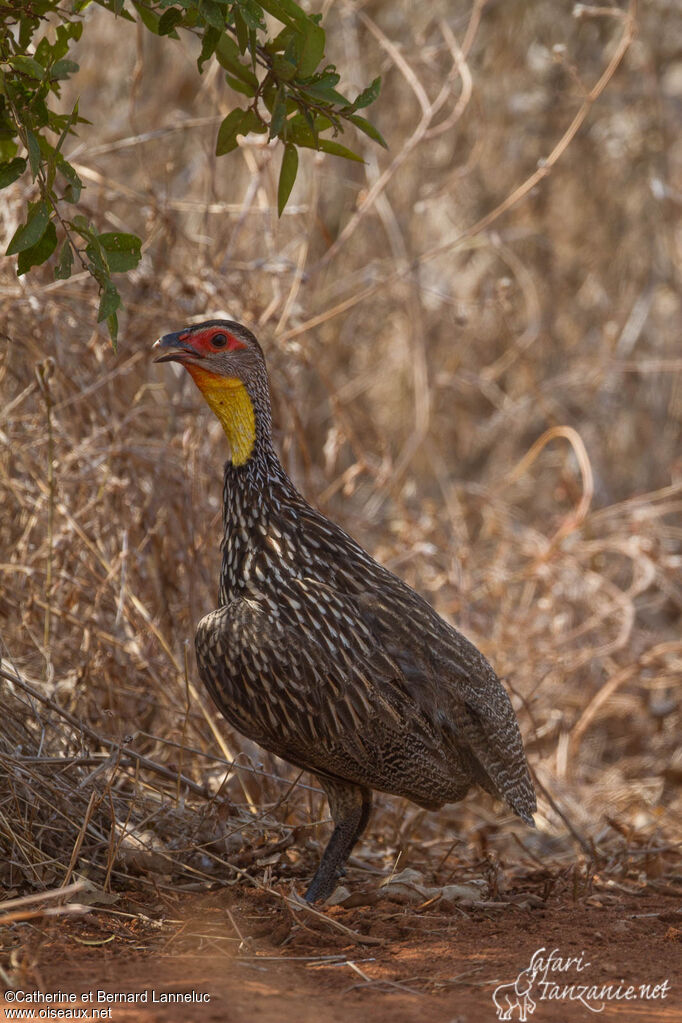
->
0, 0, 680, 916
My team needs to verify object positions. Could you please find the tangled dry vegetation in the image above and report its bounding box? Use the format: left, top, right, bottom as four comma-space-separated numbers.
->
0, 0, 680, 929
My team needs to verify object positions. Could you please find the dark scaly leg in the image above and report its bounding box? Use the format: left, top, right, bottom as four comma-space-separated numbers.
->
304, 777, 372, 903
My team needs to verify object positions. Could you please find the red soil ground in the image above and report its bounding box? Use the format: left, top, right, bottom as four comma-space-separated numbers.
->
3, 882, 680, 1023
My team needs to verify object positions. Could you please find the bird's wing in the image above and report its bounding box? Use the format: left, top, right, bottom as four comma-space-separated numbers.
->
351, 584, 537, 823
195, 582, 461, 796
196, 574, 535, 821
195, 588, 396, 733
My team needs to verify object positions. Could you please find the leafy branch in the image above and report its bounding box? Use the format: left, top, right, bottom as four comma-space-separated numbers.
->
0, 0, 384, 343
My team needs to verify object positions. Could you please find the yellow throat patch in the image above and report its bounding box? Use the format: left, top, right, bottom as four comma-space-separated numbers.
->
186, 365, 256, 466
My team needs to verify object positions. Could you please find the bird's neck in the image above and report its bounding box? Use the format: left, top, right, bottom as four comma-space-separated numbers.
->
191, 364, 298, 602
218, 366, 291, 522
186, 366, 259, 467
222, 430, 288, 503
219, 441, 293, 604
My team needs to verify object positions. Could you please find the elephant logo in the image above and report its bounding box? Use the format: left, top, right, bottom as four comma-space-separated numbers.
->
492, 965, 537, 1021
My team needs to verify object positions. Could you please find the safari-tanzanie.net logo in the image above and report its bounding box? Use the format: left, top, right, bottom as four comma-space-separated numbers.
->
491, 946, 671, 1019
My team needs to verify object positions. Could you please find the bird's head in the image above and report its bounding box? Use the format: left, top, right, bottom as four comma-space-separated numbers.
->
153, 319, 268, 466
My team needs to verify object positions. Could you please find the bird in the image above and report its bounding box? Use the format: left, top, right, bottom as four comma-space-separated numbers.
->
153, 319, 536, 903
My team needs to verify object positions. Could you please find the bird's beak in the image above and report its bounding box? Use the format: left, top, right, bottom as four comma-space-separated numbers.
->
152, 331, 197, 364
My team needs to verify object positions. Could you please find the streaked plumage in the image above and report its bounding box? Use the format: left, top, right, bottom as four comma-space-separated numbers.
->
154, 320, 536, 902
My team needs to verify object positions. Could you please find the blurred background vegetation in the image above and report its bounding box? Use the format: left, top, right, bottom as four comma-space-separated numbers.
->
1, 0, 680, 899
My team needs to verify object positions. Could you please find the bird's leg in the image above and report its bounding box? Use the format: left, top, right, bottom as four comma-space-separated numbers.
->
304, 778, 372, 903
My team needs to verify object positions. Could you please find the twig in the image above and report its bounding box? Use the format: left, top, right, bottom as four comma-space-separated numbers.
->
532, 771, 594, 861
280, 0, 637, 343
35, 358, 56, 679
1, 665, 208, 799
502, 425, 595, 548
0, 881, 87, 911
318, 9, 473, 267
61, 790, 99, 888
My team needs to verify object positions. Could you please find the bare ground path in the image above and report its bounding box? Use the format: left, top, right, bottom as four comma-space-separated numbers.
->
3, 885, 680, 1023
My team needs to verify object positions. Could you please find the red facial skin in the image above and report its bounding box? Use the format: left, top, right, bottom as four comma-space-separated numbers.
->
179, 326, 247, 356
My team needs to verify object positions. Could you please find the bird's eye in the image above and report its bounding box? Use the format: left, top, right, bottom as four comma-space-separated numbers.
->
212, 333, 228, 348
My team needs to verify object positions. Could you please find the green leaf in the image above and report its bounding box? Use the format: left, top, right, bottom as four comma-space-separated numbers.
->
0, 140, 19, 162
224, 74, 257, 98
107, 311, 119, 347
308, 114, 333, 133
17, 221, 57, 275
71, 214, 95, 238
0, 157, 27, 188
183, 8, 200, 30
269, 89, 287, 140
26, 130, 41, 178
54, 240, 73, 280
270, 54, 297, 82
53, 21, 84, 60
302, 79, 349, 105
133, 3, 160, 33
259, 0, 306, 26
50, 59, 79, 81
215, 35, 259, 87
55, 101, 80, 158
347, 114, 387, 149
216, 108, 260, 155
237, 0, 266, 32
197, 27, 220, 71
295, 22, 325, 78
309, 68, 340, 87
9, 56, 45, 80
289, 124, 364, 162
85, 238, 107, 276
34, 37, 53, 69
248, 27, 258, 66
234, 10, 249, 54
265, 24, 296, 55
216, 109, 247, 155
158, 8, 183, 35
277, 143, 298, 216
196, 0, 227, 31
316, 138, 364, 162
98, 280, 121, 322
351, 76, 381, 110
6, 200, 50, 256
98, 231, 142, 272
18, 15, 33, 49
